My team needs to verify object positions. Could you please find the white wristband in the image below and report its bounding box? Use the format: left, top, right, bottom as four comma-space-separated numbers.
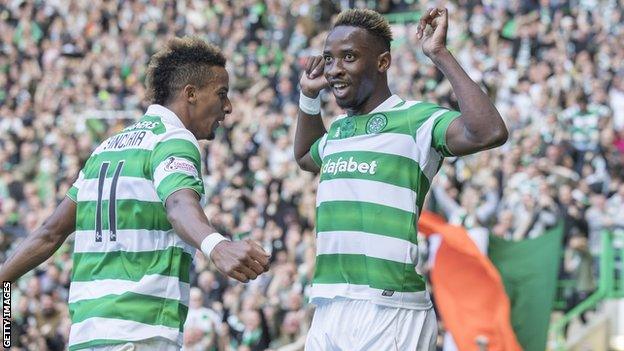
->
299, 91, 321, 115
201, 233, 229, 259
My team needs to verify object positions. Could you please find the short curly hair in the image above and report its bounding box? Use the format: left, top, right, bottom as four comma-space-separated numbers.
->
146, 36, 226, 105
333, 9, 393, 51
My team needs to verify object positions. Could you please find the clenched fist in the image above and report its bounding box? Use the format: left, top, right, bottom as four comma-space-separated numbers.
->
211, 239, 270, 282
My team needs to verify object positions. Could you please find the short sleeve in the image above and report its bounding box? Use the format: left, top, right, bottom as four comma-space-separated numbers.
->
309, 134, 327, 167
66, 170, 85, 202
431, 109, 461, 157
151, 130, 204, 204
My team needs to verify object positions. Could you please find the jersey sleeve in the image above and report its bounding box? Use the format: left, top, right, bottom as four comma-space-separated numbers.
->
66, 170, 86, 202
431, 108, 461, 157
413, 103, 460, 158
309, 134, 328, 167
150, 130, 204, 204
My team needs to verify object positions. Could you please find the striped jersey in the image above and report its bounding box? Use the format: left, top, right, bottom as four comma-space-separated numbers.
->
65, 105, 204, 350
308, 95, 459, 310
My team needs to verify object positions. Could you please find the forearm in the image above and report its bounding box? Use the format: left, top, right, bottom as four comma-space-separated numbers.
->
166, 192, 218, 249
0, 198, 75, 283
476, 191, 499, 223
0, 229, 66, 283
167, 190, 269, 282
431, 185, 460, 217
294, 108, 326, 171
430, 49, 507, 145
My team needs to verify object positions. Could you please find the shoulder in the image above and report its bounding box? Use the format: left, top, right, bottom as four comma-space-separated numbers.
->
390, 101, 456, 126
156, 125, 200, 151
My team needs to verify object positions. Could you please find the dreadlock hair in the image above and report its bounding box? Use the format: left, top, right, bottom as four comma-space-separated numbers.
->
333, 9, 393, 51
146, 36, 226, 105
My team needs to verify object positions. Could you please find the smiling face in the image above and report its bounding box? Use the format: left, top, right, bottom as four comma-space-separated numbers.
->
323, 26, 390, 114
187, 66, 232, 140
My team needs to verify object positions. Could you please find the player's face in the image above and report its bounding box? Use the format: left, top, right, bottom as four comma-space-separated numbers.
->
192, 66, 232, 140
323, 26, 380, 111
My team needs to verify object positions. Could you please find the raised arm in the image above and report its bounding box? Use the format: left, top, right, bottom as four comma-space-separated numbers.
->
294, 55, 329, 173
165, 189, 269, 283
0, 197, 76, 283
418, 8, 508, 156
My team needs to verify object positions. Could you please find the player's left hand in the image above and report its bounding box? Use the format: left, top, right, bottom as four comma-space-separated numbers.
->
417, 7, 449, 57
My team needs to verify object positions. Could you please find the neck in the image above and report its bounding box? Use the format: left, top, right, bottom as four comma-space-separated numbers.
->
346, 85, 392, 116
164, 101, 191, 129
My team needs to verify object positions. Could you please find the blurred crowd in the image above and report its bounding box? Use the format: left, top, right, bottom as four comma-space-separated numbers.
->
1, 0, 624, 350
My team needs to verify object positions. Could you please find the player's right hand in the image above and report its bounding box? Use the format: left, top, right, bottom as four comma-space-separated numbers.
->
210, 239, 270, 283
299, 55, 329, 99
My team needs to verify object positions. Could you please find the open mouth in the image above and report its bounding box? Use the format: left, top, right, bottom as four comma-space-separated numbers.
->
330, 82, 350, 98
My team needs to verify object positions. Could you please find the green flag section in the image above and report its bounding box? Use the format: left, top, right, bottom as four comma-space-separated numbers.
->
489, 222, 564, 351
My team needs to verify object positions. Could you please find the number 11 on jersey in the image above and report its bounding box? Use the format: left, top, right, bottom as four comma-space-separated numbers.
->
95, 161, 125, 242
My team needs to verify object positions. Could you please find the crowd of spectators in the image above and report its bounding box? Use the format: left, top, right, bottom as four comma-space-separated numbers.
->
1, 0, 623, 350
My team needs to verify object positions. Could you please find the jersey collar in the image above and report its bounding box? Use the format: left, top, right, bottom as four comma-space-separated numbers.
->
337, 94, 404, 120
369, 94, 403, 113
145, 104, 186, 129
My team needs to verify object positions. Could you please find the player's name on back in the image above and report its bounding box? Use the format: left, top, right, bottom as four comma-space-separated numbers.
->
102, 131, 147, 151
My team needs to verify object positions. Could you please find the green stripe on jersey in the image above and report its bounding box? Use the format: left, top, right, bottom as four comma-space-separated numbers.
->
69, 292, 188, 331
151, 139, 201, 172
76, 200, 171, 231
122, 115, 167, 135
67, 186, 78, 202
432, 110, 460, 157
313, 254, 426, 292
325, 102, 444, 140
72, 247, 192, 283
319, 150, 427, 191
156, 173, 204, 202
316, 201, 417, 244
82, 150, 151, 179
310, 138, 323, 167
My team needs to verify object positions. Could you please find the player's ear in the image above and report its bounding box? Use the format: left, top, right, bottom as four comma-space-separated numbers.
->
378, 51, 391, 73
184, 85, 197, 104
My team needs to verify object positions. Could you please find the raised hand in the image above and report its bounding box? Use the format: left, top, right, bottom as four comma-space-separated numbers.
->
417, 7, 449, 58
210, 239, 270, 283
299, 55, 329, 98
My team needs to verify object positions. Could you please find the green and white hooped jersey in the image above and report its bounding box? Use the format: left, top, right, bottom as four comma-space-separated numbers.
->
309, 95, 459, 310
65, 105, 204, 350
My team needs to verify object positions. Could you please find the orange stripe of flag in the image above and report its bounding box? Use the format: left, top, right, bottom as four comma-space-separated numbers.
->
419, 211, 522, 351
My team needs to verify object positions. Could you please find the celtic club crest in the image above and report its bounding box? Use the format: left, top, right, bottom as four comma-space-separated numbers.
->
366, 114, 387, 134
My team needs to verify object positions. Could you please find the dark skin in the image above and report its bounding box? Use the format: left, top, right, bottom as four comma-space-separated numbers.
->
295, 8, 508, 172
170, 66, 232, 141
0, 65, 269, 284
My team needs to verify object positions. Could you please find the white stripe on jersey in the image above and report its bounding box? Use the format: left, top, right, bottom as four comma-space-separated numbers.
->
316, 178, 417, 213
77, 176, 160, 203
323, 132, 419, 162
68, 274, 190, 305
316, 230, 418, 264
73, 229, 196, 256
69, 317, 182, 347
